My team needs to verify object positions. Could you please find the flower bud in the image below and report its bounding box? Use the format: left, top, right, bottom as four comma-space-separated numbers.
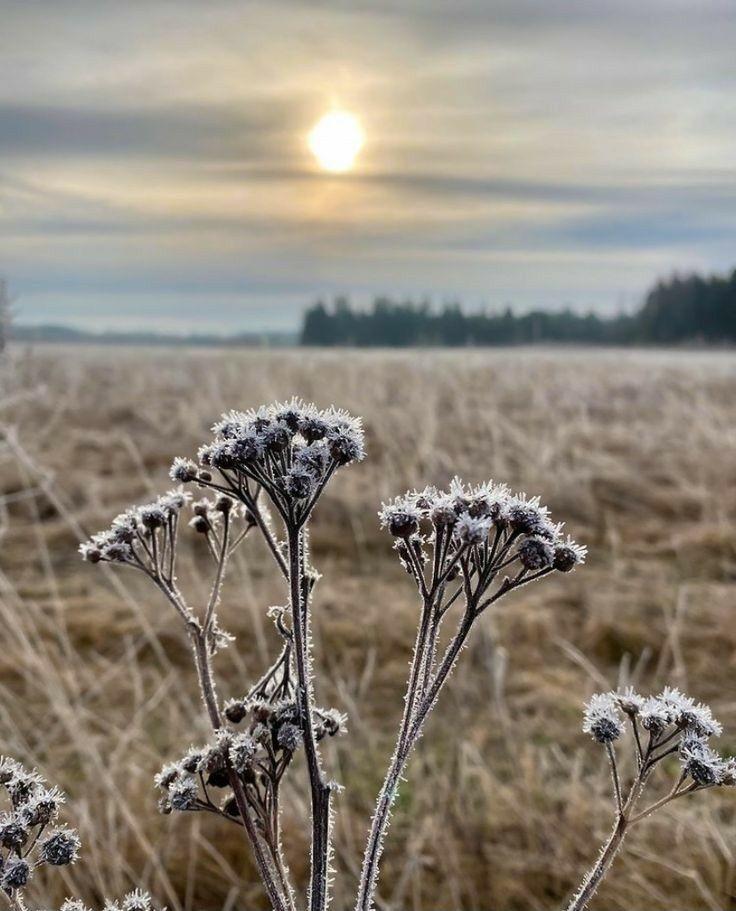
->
517, 537, 554, 571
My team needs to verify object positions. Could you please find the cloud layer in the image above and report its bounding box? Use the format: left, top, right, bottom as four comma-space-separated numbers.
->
1, 0, 735, 331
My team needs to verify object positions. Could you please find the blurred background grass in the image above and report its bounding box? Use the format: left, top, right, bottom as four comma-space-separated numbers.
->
0, 345, 735, 911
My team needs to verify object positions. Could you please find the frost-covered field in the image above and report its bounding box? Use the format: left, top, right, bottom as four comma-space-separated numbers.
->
0, 345, 735, 911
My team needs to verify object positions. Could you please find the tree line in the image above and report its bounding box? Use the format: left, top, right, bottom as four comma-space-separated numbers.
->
300, 269, 736, 347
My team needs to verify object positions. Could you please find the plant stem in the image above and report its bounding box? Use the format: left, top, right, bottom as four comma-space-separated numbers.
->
355, 592, 435, 911
287, 526, 332, 911
190, 630, 292, 911
565, 815, 628, 911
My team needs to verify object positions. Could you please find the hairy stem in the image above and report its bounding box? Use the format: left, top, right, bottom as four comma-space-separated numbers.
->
565, 815, 628, 911
565, 747, 652, 911
190, 630, 292, 911
355, 591, 435, 911
287, 526, 332, 911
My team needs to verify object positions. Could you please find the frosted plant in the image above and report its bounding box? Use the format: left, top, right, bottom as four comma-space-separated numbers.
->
0, 757, 162, 911
74, 397, 732, 911
356, 479, 585, 911
82, 400, 364, 911
0, 758, 79, 909
567, 686, 735, 910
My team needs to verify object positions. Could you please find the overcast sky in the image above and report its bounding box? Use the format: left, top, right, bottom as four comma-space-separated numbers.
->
1, 0, 735, 332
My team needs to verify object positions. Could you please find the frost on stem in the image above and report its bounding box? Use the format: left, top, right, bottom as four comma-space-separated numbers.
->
358, 479, 585, 911
82, 400, 364, 911
567, 686, 735, 911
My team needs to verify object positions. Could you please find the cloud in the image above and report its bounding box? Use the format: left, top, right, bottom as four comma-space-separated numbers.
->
1, 0, 735, 330
0, 101, 298, 160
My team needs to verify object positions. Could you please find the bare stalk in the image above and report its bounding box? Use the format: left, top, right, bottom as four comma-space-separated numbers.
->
565, 815, 628, 911
190, 620, 293, 911
288, 525, 332, 911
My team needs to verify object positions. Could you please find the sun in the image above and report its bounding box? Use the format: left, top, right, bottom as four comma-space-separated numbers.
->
308, 110, 365, 173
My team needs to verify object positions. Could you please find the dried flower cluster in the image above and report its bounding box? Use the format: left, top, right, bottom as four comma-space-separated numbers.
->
154, 652, 345, 851
0, 757, 79, 904
67, 398, 733, 911
568, 686, 734, 910
354, 479, 585, 910
0, 758, 163, 911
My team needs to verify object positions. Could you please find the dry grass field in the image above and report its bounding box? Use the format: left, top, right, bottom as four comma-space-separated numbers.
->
0, 344, 735, 911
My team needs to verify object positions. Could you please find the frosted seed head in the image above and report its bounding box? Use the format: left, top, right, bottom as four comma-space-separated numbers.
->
180, 748, 205, 775
158, 488, 189, 512
229, 733, 258, 773
327, 426, 365, 466
299, 412, 329, 444
720, 758, 736, 787
659, 687, 722, 738
212, 410, 250, 439
6, 768, 44, 806
224, 699, 247, 724
413, 486, 438, 513
251, 699, 274, 723
294, 442, 330, 478
204, 441, 235, 470
553, 537, 587, 572
103, 541, 133, 562
614, 687, 644, 717
454, 513, 492, 546
169, 457, 198, 483
61, 900, 91, 911
659, 686, 694, 720
679, 702, 722, 739
138, 505, 166, 530
379, 499, 421, 538
680, 736, 724, 786
639, 697, 671, 735
465, 483, 507, 520
19, 787, 63, 826
317, 708, 347, 738
121, 890, 154, 911
1, 857, 31, 891
228, 432, 263, 465
0, 758, 21, 785
274, 399, 304, 433
583, 693, 623, 743
79, 542, 103, 563
189, 515, 210, 535
169, 776, 198, 811
262, 422, 291, 455
276, 723, 303, 753
517, 537, 555, 571
154, 763, 180, 791
39, 827, 80, 866
430, 495, 458, 528
284, 467, 315, 501
0, 816, 28, 849
507, 497, 554, 538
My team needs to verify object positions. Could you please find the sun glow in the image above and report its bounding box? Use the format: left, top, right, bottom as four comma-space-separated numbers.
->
308, 110, 365, 173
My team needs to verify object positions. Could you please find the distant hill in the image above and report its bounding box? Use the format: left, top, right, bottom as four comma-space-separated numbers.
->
300, 269, 736, 347
10, 324, 297, 347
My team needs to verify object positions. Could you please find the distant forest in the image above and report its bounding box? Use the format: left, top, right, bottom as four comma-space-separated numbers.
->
301, 269, 736, 347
